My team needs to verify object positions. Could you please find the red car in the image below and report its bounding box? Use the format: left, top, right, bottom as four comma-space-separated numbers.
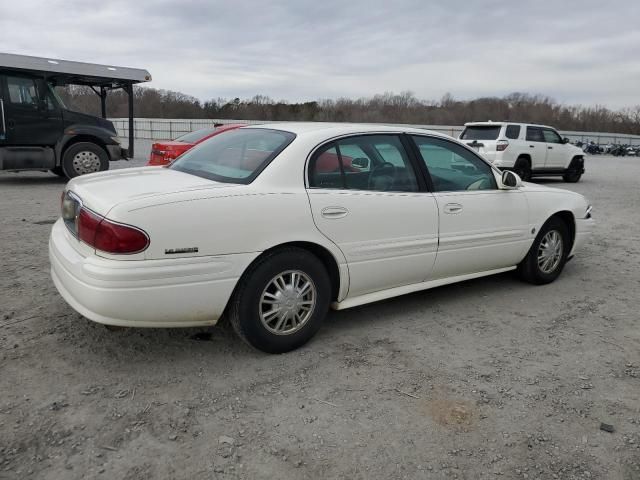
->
147, 123, 246, 166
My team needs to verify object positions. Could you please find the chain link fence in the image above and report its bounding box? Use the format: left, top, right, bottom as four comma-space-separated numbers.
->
110, 118, 640, 145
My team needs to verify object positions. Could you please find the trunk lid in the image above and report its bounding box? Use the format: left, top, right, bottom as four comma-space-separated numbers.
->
66, 167, 241, 216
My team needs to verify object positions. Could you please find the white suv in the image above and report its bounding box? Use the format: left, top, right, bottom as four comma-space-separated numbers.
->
459, 122, 585, 182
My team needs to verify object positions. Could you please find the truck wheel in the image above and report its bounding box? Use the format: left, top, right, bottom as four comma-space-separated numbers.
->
513, 157, 531, 181
62, 143, 109, 178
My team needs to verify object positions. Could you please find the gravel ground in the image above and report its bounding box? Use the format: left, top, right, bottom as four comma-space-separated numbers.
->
1, 152, 639, 480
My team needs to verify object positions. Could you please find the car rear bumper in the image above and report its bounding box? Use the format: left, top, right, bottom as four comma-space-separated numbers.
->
570, 217, 595, 257
49, 219, 258, 327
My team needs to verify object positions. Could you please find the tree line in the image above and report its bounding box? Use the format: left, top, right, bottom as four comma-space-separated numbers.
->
57, 86, 640, 135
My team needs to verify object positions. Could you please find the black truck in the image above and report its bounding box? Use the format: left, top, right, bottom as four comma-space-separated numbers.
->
0, 53, 151, 178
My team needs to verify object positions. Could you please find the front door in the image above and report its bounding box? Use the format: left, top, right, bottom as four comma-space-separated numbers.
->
542, 128, 568, 168
2, 73, 62, 147
409, 135, 531, 279
306, 134, 439, 298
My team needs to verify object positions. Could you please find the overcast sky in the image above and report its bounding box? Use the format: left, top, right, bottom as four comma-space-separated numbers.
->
2, 0, 639, 108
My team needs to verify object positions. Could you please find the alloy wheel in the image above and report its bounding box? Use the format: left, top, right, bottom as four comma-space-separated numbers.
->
259, 270, 317, 335
537, 230, 563, 274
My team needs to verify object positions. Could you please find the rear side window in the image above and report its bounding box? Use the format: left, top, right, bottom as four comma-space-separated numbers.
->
460, 126, 501, 141
526, 126, 544, 142
505, 125, 521, 139
308, 135, 419, 192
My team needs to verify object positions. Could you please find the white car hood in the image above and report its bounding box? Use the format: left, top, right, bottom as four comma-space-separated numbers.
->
67, 167, 241, 216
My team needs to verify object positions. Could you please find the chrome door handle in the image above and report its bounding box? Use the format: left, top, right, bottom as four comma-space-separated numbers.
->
321, 206, 348, 219
443, 203, 463, 214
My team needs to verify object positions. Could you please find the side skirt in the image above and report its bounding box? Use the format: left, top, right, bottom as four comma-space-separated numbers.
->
331, 266, 516, 310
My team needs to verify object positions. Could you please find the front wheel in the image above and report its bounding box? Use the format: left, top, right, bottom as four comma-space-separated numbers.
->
62, 142, 109, 178
563, 158, 584, 183
517, 217, 569, 285
229, 247, 331, 353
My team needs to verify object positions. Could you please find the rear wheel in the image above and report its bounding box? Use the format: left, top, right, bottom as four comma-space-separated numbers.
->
513, 157, 531, 181
229, 247, 331, 353
517, 217, 569, 285
62, 142, 109, 178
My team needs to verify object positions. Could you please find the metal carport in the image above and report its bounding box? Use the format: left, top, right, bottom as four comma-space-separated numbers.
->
0, 52, 151, 158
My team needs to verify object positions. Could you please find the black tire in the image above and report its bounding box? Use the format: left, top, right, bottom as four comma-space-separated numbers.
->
229, 247, 331, 353
513, 157, 531, 181
62, 142, 109, 178
517, 217, 570, 285
50, 166, 66, 177
563, 158, 583, 183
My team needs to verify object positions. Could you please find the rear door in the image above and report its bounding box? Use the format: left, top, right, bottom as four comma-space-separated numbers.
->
3, 74, 62, 146
525, 126, 547, 169
306, 134, 439, 298
542, 128, 568, 168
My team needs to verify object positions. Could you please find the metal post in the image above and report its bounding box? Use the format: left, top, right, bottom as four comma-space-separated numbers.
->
100, 87, 107, 119
126, 83, 134, 158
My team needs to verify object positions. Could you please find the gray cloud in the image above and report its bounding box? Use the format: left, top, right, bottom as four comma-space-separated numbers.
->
1, 0, 639, 108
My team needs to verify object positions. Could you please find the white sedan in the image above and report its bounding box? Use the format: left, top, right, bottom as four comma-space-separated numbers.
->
50, 123, 594, 353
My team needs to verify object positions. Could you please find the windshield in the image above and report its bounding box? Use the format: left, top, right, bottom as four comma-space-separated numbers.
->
169, 128, 295, 183
48, 83, 67, 109
460, 126, 501, 141
174, 127, 217, 144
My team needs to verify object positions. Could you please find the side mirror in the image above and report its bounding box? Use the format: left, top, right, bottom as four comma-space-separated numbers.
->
563, 137, 570, 144
351, 157, 370, 170
501, 170, 522, 189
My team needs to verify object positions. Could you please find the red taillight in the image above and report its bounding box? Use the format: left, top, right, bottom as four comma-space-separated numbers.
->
78, 207, 149, 254
496, 140, 509, 152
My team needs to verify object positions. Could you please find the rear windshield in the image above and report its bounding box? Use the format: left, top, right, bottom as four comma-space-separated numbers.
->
174, 127, 217, 144
170, 128, 295, 184
460, 126, 502, 141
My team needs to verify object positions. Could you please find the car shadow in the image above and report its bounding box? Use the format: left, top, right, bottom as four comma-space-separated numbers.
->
62, 271, 525, 366
0, 173, 67, 185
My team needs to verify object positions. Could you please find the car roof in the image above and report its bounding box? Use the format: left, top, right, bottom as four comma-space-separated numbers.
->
242, 122, 452, 138
464, 121, 554, 128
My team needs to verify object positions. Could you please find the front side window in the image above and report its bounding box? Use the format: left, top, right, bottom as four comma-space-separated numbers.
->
505, 125, 521, 139
526, 126, 544, 142
7, 76, 39, 106
411, 136, 497, 192
170, 128, 295, 183
542, 128, 563, 144
308, 135, 418, 192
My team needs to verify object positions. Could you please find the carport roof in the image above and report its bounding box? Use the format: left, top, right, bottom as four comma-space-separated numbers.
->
0, 52, 151, 87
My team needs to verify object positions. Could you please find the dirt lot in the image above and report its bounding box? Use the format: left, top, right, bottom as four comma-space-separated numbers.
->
1, 153, 639, 480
